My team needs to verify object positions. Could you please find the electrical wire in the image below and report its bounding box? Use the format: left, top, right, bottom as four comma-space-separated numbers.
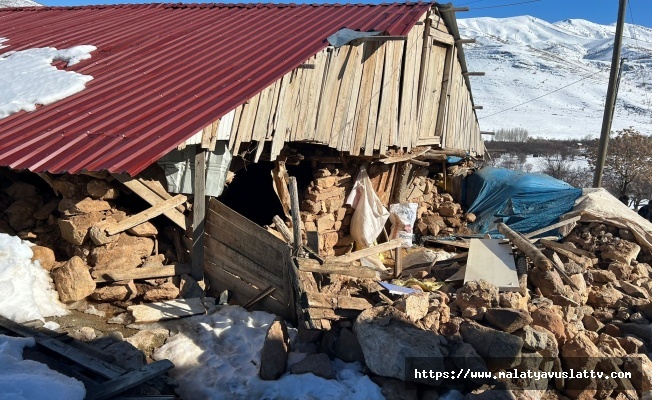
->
627, 0, 652, 123
478, 70, 605, 119
472, 0, 542, 10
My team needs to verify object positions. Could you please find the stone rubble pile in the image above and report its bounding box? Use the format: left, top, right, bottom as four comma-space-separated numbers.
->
261, 219, 652, 400
0, 173, 199, 315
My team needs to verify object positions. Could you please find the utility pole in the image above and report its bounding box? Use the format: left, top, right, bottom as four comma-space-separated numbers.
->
593, 0, 628, 188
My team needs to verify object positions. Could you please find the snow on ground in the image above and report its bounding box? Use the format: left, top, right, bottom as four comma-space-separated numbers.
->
459, 16, 652, 139
0, 334, 85, 400
0, 42, 96, 119
153, 305, 385, 400
0, 233, 68, 323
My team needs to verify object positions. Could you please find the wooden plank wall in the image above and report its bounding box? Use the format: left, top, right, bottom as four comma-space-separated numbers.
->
204, 199, 292, 319
201, 8, 483, 160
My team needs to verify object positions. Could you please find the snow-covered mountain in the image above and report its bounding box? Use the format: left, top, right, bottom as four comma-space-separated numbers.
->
0, 0, 41, 7
459, 16, 652, 139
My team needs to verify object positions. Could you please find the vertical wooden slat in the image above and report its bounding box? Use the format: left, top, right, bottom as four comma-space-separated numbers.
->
351, 41, 379, 156
363, 42, 386, 156
192, 145, 206, 281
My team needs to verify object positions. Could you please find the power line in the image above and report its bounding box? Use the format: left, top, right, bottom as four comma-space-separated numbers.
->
627, 0, 652, 123
472, 0, 542, 10
478, 70, 604, 120
459, 0, 489, 5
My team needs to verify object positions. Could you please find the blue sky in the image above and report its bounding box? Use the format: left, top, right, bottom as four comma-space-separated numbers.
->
38, 0, 652, 28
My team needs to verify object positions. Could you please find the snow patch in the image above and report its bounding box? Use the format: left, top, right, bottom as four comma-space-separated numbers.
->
0, 43, 96, 119
0, 233, 68, 323
0, 334, 85, 400
153, 306, 385, 400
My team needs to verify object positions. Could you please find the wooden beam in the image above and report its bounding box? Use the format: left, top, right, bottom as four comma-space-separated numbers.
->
288, 177, 302, 255
105, 194, 187, 236
87, 361, 175, 400
426, 238, 471, 249
242, 286, 276, 309
409, 159, 430, 167
394, 247, 403, 278
463, 72, 485, 77
379, 147, 431, 164
456, 38, 476, 44
418, 153, 447, 161
427, 148, 467, 157
137, 178, 185, 213
473, 106, 484, 110
430, 28, 455, 45
272, 215, 293, 245
331, 239, 402, 263
539, 239, 598, 262
497, 223, 553, 271
297, 258, 377, 279
440, 7, 469, 12
0, 315, 124, 379
92, 264, 191, 283
481, 131, 495, 135
550, 252, 581, 291
112, 174, 188, 230
523, 216, 581, 239
192, 146, 206, 281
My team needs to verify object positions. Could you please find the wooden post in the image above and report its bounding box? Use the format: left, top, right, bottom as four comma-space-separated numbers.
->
497, 223, 553, 271
192, 145, 206, 281
288, 177, 303, 255
390, 162, 413, 204
394, 247, 403, 278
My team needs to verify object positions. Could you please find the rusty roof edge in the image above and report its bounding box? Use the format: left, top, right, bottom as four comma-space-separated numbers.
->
0, 2, 432, 12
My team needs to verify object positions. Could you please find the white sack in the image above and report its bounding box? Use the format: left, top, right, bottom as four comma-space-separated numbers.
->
346, 166, 390, 247
389, 203, 418, 248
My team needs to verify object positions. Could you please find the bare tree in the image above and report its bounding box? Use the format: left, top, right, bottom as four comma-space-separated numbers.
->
494, 127, 529, 142
587, 128, 652, 202
538, 155, 592, 188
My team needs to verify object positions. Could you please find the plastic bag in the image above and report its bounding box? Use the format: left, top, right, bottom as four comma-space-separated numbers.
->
389, 203, 418, 248
346, 166, 390, 247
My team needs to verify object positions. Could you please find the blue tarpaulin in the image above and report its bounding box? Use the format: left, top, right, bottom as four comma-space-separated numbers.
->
462, 167, 582, 236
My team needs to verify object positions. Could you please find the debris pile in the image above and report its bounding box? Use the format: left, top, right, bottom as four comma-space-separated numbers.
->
283, 214, 652, 399
0, 172, 198, 318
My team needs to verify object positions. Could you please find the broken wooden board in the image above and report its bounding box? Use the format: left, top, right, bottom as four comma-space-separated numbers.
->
128, 298, 206, 323
425, 238, 471, 249
378, 147, 430, 164
297, 258, 377, 279
523, 216, 581, 239
0, 315, 174, 400
331, 239, 402, 263
112, 173, 188, 231
92, 264, 191, 283
540, 239, 598, 265
464, 239, 519, 292
106, 194, 187, 236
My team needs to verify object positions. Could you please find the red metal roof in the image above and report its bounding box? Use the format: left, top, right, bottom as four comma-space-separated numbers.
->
0, 2, 431, 175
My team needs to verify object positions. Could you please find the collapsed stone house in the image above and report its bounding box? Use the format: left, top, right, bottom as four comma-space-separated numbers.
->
0, 2, 483, 323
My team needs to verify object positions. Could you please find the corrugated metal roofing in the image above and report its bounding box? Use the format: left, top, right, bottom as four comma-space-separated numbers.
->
0, 2, 431, 175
